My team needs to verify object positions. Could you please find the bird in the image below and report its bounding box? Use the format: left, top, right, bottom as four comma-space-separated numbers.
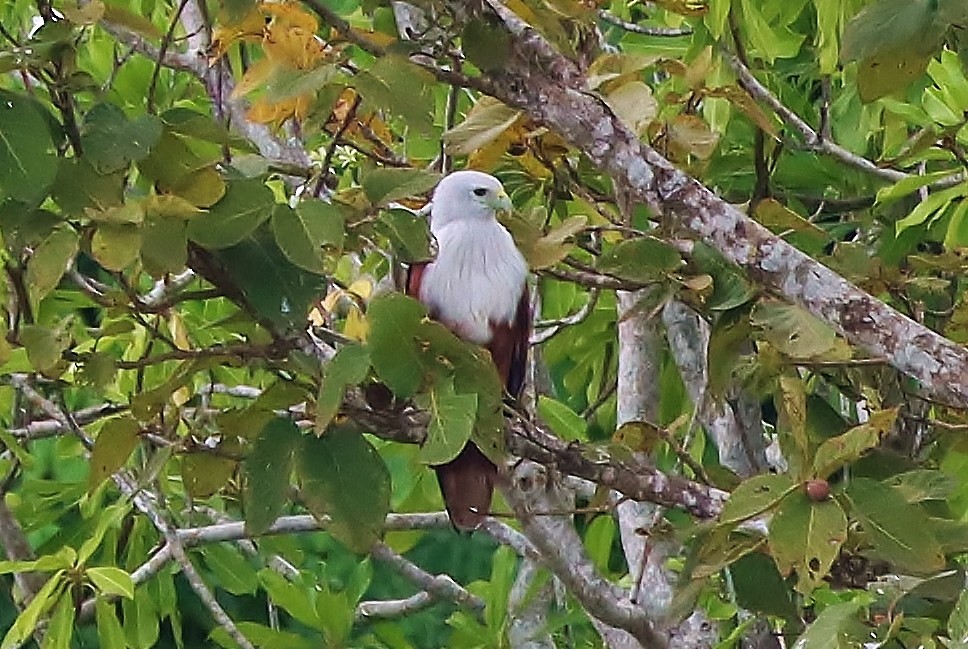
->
405, 170, 531, 530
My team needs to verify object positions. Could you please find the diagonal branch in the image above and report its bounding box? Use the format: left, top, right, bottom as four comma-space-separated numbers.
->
457, 0, 968, 409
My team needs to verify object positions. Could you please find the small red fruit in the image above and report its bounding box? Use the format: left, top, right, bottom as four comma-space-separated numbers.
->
805, 479, 831, 502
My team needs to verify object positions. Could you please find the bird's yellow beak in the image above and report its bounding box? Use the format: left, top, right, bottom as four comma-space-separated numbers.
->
486, 191, 513, 214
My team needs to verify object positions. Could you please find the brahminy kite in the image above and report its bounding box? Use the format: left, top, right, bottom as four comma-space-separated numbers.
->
406, 170, 531, 530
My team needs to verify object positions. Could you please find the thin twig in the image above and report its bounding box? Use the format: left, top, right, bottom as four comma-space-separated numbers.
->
597, 10, 693, 37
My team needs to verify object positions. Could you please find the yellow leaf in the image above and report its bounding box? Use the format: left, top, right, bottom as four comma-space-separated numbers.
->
168, 312, 191, 351
61, 0, 105, 25
308, 306, 327, 327
606, 81, 657, 136
666, 114, 720, 160
233, 58, 277, 98
262, 2, 319, 33
343, 305, 369, 342
347, 278, 373, 301
211, 8, 266, 60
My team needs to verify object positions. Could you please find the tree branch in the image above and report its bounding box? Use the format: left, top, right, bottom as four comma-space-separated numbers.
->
461, 0, 968, 409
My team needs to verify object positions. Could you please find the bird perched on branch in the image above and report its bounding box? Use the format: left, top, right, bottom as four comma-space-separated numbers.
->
406, 170, 531, 530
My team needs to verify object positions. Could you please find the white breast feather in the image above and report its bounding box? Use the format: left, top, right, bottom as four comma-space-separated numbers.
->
420, 219, 528, 345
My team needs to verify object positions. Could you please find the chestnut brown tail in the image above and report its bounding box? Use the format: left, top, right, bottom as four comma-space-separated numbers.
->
434, 443, 497, 531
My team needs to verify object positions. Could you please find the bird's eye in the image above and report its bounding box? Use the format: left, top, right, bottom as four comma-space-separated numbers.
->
472, 187, 488, 197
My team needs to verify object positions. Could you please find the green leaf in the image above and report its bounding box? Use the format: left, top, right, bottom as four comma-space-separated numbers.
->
87, 567, 135, 599
188, 178, 275, 248
297, 427, 391, 553
376, 208, 432, 262
201, 544, 258, 595
168, 166, 226, 207
895, 183, 968, 234
0, 547, 76, 574
26, 226, 80, 309
181, 451, 237, 499
314, 585, 354, 645
691, 242, 756, 311
271, 200, 345, 274
769, 490, 847, 593
122, 586, 160, 649
82, 103, 163, 173
811, 409, 896, 479
845, 478, 946, 574
244, 417, 301, 536
0, 90, 57, 204
89, 416, 141, 490
0, 570, 65, 649
91, 224, 142, 271
366, 294, 427, 398
259, 570, 320, 629
211, 225, 328, 330
40, 589, 74, 649
537, 396, 587, 442
140, 215, 189, 277
887, 469, 959, 503
876, 169, 955, 206
210, 622, 315, 649
78, 503, 130, 564
442, 97, 521, 156
416, 381, 477, 465
137, 129, 220, 188
790, 601, 864, 649
718, 474, 796, 526
584, 515, 616, 574
751, 301, 838, 358
20, 323, 70, 372
271, 204, 324, 275
597, 236, 682, 283
842, 0, 941, 63
317, 345, 371, 432
462, 18, 511, 72
96, 598, 126, 649
362, 168, 440, 207
519, 215, 587, 270
354, 56, 435, 135
949, 590, 968, 646
51, 159, 124, 214
730, 552, 798, 621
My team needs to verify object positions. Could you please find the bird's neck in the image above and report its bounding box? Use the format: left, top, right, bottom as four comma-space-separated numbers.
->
420, 219, 528, 344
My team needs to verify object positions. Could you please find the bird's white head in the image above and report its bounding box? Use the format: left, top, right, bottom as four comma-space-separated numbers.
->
429, 170, 513, 228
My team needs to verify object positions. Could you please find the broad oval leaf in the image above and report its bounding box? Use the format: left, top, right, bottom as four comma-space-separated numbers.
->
366, 293, 427, 398
597, 236, 682, 283
362, 167, 440, 207
297, 427, 391, 553
751, 301, 838, 359
811, 409, 896, 479
316, 345, 371, 432
415, 381, 477, 465
719, 474, 796, 526
87, 566, 135, 599
790, 601, 864, 649
272, 202, 345, 274
26, 226, 79, 309
89, 416, 141, 490
0, 89, 57, 205
244, 417, 301, 536
845, 477, 946, 575
187, 177, 275, 249
769, 490, 847, 593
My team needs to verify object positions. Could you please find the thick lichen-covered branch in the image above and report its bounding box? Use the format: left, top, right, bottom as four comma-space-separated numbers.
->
455, 0, 968, 409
